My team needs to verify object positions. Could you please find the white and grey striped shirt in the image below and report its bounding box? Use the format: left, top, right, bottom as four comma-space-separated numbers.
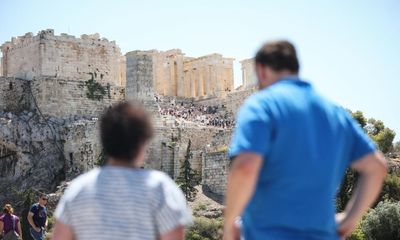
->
54, 166, 192, 240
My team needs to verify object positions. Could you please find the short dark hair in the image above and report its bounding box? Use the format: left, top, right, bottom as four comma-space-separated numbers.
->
39, 193, 48, 199
255, 40, 299, 73
100, 102, 154, 162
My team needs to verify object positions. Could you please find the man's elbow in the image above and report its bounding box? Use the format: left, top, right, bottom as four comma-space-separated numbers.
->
376, 152, 388, 178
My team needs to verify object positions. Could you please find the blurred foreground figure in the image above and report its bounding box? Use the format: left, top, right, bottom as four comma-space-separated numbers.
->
52, 102, 191, 240
223, 41, 387, 240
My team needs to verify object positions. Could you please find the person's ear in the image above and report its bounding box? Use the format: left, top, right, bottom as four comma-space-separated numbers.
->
256, 64, 268, 88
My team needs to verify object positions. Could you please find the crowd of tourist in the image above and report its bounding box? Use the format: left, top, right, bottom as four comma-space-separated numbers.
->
155, 94, 235, 128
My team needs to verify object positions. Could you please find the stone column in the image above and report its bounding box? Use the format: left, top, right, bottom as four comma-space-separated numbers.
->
190, 69, 196, 97
198, 68, 204, 97
204, 66, 210, 96
176, 55, 184, 97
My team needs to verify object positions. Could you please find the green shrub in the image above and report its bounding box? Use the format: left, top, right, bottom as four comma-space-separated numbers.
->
378, 174, 400, 203
347, 223, 365, 240
336, 169, 358, 211
186, 217, 223, 240
362, 201, 400, 240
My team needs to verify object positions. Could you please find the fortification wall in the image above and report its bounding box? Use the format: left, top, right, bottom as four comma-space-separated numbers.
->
224, 88, 256, 115
30, 78, 124, 118
62, 119, 101, 178
1, 30, 125, 86
1, 33, 41, 80
202, 151, 230, 200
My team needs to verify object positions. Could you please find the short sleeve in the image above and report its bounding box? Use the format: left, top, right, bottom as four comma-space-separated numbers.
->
155, 176, 192, 235
29, 204, 38, 214
347, 115, 377, 163
229, 100, 272, 159
54, 194, 73, 226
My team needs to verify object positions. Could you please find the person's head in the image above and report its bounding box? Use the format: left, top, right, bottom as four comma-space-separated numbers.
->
3, 204, 13, 215
39, 193, 48, 206
100, 101, 154, 167
255, 40, 300, 89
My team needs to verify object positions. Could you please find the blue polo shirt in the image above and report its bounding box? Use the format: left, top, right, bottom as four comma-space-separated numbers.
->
229, 78, 376, 240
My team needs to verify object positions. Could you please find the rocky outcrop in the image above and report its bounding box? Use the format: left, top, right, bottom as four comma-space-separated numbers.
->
0, 111, 101, 204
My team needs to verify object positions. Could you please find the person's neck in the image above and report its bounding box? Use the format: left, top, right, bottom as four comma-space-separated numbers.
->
274, 72, 298, 83
107, 158, 141, 168
260, 72, 298, 90
38, 203, 45, 207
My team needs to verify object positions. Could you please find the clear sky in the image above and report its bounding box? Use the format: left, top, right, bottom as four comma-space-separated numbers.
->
1, 0, 399, 140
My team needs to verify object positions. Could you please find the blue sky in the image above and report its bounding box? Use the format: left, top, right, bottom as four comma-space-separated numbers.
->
1, 0, 399, 140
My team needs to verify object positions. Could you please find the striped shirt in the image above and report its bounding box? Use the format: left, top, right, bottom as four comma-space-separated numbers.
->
54, 166, 192, 240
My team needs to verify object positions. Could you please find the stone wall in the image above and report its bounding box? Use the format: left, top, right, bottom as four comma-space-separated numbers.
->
1, 32, 41, 80
125, 51, 155, 106
62, 119, 101, 179
1, 29, 125, 86
224, 88, 256, 115
30, 78, 124, 117
202, 151, 230, 201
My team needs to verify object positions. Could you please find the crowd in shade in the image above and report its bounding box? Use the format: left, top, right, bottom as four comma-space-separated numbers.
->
154, 94, 235, 128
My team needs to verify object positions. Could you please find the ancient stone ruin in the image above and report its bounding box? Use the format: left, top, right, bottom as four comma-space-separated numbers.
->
0, 29, 258, 204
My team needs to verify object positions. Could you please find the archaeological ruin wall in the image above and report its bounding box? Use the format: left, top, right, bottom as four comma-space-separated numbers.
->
1, 29, 125, 86
240, 58, 257, 90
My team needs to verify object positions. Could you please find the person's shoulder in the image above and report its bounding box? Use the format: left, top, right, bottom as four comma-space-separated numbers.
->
62, 168, 101, 201
237, 90, 273, 122
144, 170, 177, 188
30, 203, 39, 209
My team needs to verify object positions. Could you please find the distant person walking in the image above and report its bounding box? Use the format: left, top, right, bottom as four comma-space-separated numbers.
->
52, 102, 191, 240
223, 41, 387, 240
28, 194, 48, 240
0, 204, 22, 240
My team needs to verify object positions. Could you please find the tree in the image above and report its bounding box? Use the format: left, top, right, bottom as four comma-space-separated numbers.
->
176, 140, 201, 201
366, 118, 385, 136
371, 128, 396, 153
350, 112, 396, 154
351, 110, 367, 128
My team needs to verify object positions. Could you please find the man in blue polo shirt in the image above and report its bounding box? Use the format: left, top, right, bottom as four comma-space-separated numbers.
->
223, 41, 387, 240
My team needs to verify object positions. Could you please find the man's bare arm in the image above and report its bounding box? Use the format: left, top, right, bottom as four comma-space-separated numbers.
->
223, 152, 263, 240
337, 151, 387, 238
52, 220, 75, 240
17, 221, 23, 239
159, 226, 185, 240
0, 220, 4, 234
27, 212, 39, 232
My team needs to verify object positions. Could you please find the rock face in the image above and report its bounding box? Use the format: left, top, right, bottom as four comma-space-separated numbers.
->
0, 111, 102, 204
